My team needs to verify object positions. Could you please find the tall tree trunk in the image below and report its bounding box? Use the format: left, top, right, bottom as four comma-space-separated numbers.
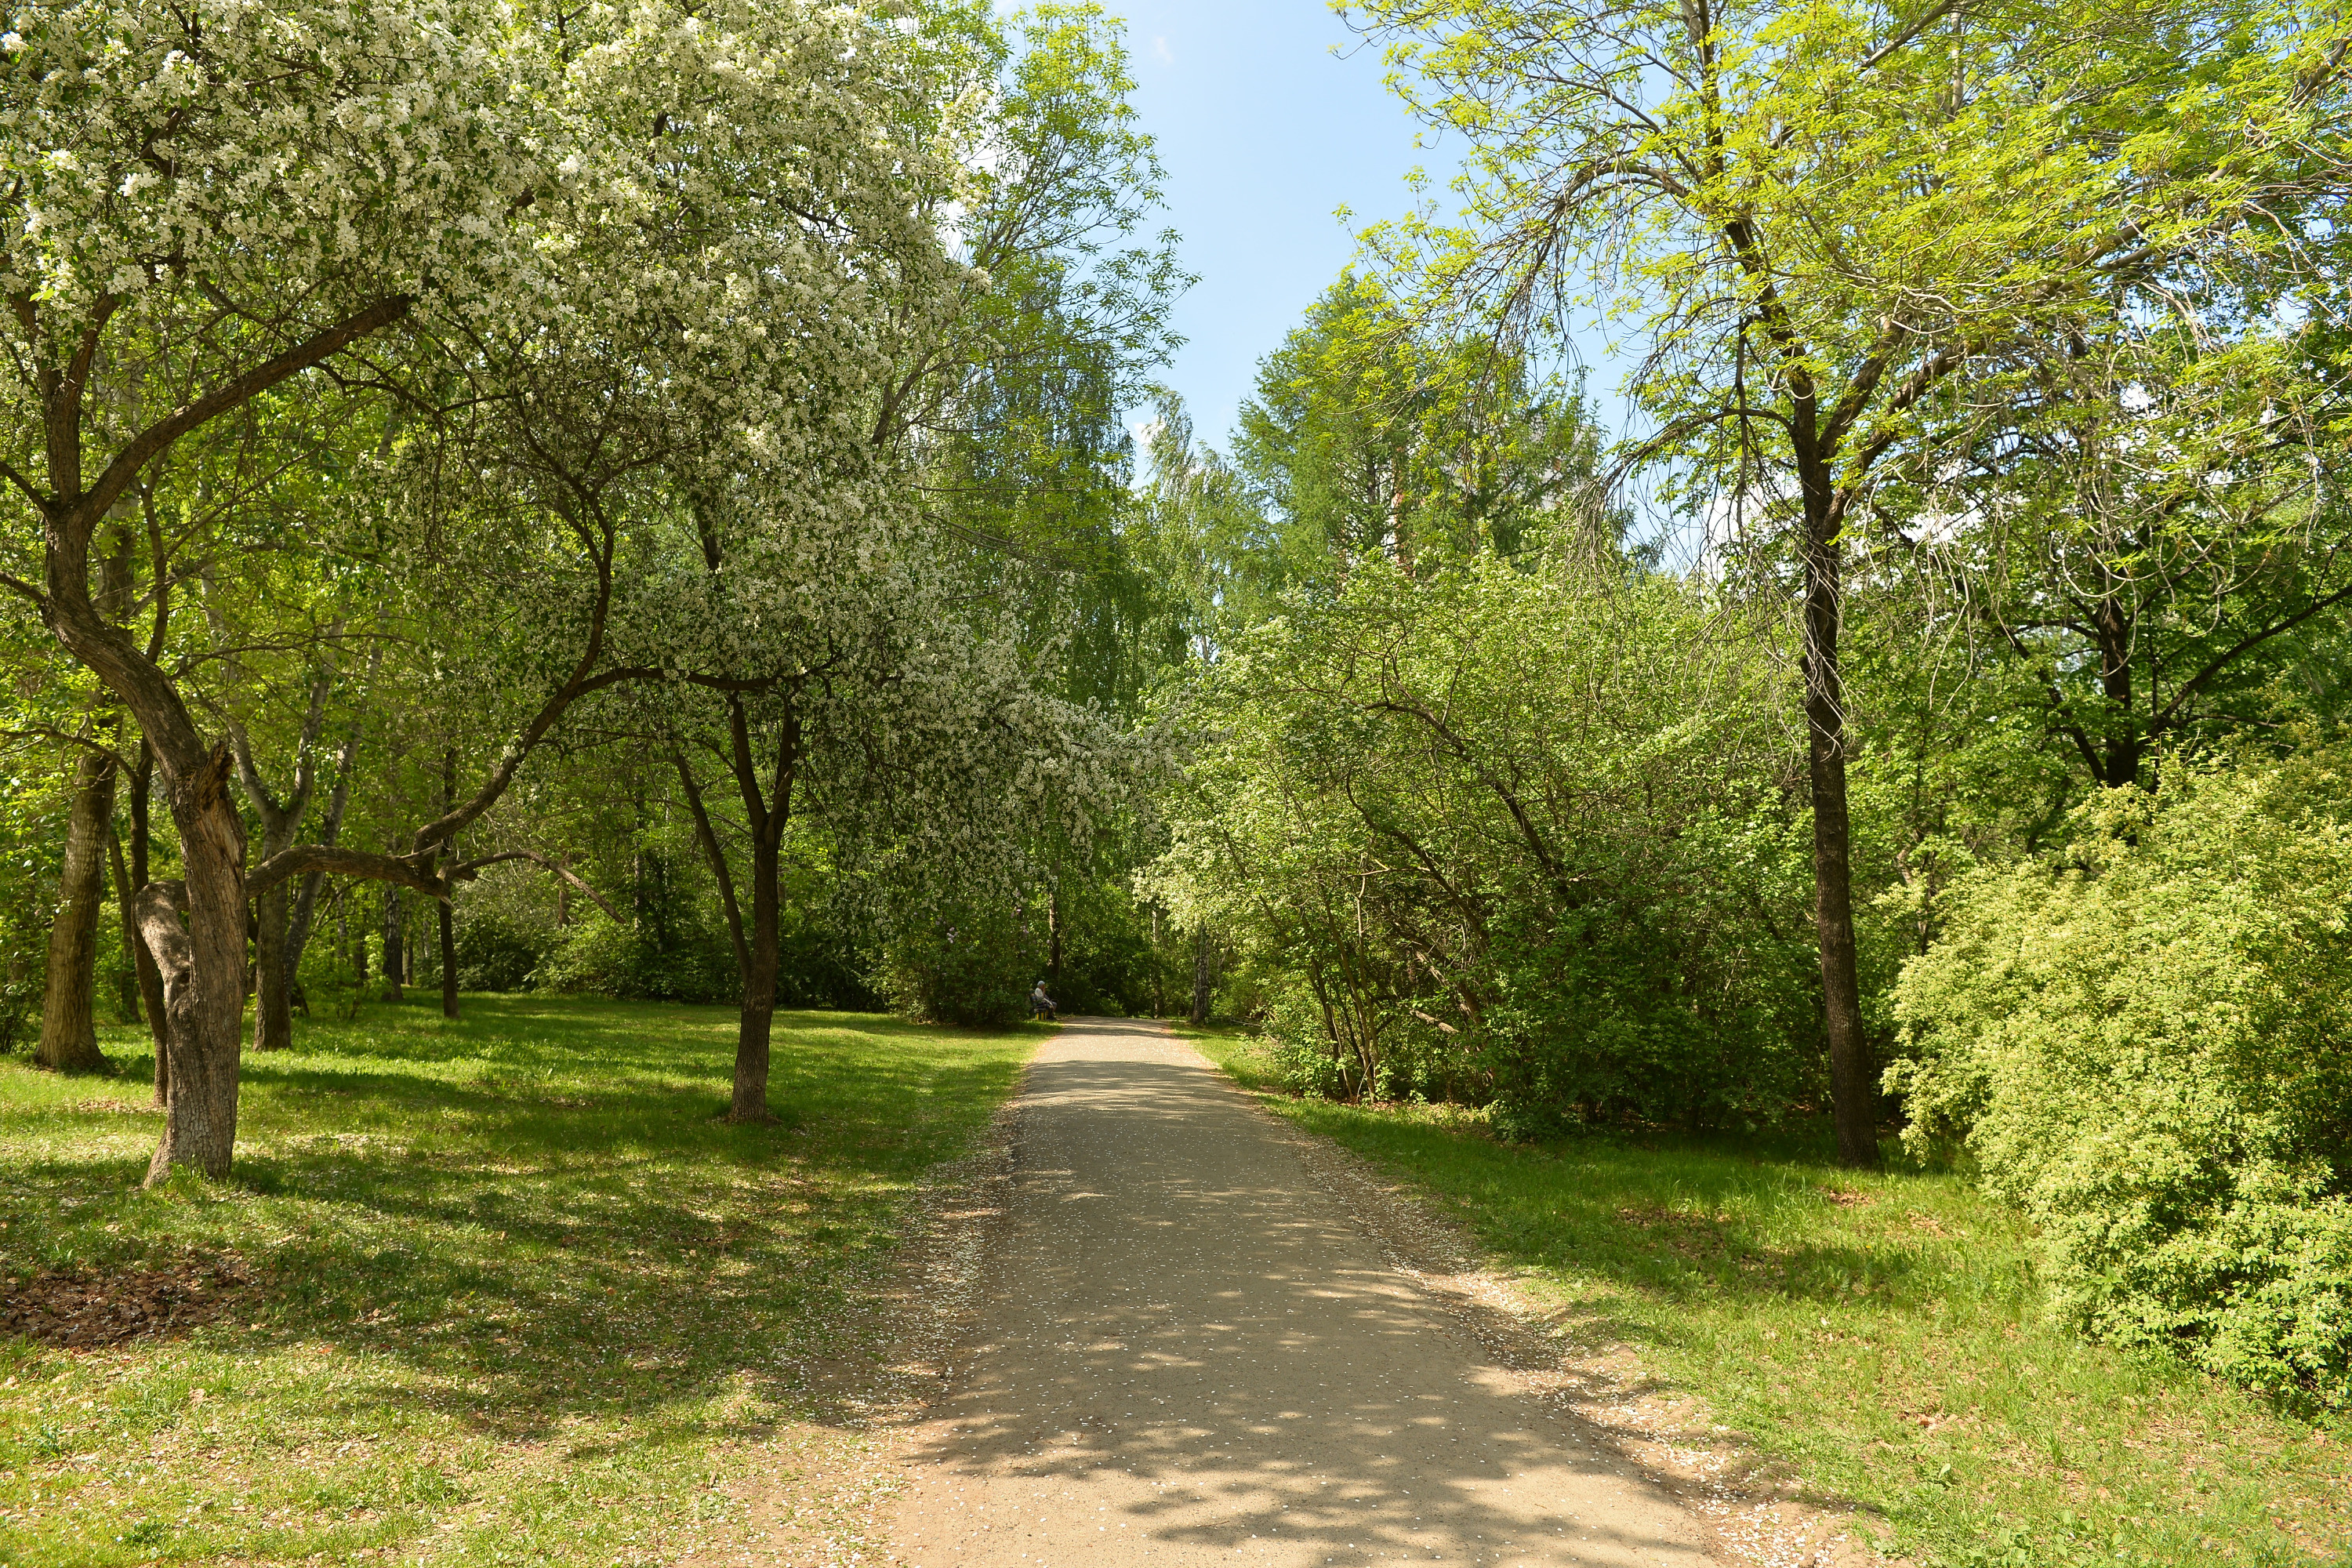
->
38, 747, 119, 1074
383, 887, 405, 1003
1189, 931, 1212, 1026
438, 748, 459, 1019
734, 829, 780, 1122
132, 753, 252, 1179
1799, 488, 1878, 1169
252, 878, 293, 1051
125, 741, 169, 1103
106, 829, 140, 1022
438, 898, 459, 1018
1047, 881, 1063, 991
285, 721, 360, 992
2091, 591, 2142, 788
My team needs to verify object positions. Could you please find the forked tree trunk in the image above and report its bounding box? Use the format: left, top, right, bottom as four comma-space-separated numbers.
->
225, 672, 331, 1053
28, 288, 629, 1184
674, 693, 798, 1124
37, 748, 119, 1074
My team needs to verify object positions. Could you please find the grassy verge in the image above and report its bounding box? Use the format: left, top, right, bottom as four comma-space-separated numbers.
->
1179, 1028, 2350, 1568
1, 996, 1040, 1566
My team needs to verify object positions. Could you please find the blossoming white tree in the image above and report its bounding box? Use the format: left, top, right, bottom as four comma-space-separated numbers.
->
1, 0, 968, 1178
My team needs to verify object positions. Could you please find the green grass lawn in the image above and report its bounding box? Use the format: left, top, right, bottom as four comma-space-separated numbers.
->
0, 996, 1040, 1567
1182, 1029, 2350, 1568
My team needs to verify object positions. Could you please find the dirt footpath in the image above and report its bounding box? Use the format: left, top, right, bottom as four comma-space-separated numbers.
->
877, 1018, 1712, 1568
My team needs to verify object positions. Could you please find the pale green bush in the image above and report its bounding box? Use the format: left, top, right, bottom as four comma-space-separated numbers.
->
1889, 752, 2352, 1408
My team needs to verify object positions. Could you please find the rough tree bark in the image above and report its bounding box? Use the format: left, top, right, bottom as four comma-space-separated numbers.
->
27, 293, 416, 1176
19, 280, 715, 1179
36, 746, 119, 1074
1796, 489, 1876, 1169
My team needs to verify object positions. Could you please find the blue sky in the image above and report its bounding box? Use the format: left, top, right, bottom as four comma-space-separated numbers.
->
1105, 0, 1452, 451
1102, 1, 1628, 459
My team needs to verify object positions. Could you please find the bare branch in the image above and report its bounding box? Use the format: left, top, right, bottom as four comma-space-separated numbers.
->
452, 849, 622, 922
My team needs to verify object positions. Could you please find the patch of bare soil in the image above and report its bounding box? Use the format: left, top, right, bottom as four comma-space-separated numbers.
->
0, 1254, 256, 1349
1250, 1105, 1909, 1568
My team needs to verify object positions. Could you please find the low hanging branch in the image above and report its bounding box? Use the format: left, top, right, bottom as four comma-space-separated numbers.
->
454, 849, 622, 922
240, 842, 621, 920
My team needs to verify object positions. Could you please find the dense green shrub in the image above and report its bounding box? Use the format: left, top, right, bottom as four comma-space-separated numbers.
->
878, 899, 1035, 1027
537, 911, 739, 1005
1889, 753, 2352, 1409
453, 911, 550, 993
1152, 557, 1823, 1129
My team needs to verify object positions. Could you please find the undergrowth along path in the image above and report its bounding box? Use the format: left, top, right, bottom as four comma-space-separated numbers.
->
1185, 1032, 2350, 1568
878, 1018, 1711, 1568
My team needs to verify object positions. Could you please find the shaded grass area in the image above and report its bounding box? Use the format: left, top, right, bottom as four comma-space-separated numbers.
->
0, 996, 1039, 1566
1181, 1028, 2350, 1568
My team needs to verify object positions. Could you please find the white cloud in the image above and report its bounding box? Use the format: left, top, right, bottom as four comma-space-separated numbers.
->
1152, 34, 1174, 64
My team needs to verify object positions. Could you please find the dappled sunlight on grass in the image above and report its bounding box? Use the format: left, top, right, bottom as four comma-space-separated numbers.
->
1186, 1031, 2350, 1568
0, 996, 1037, 1566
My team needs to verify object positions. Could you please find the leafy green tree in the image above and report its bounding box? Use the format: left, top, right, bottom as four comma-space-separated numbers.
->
1352, 0, 2352, 1163
1151, 551, 1813, 1127
2, 0, 971, 1178
1871, 302, 2352, 791
1235, 274, 1605, 585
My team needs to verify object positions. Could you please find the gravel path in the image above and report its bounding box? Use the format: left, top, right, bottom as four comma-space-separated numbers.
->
878, 1018, 1711, 1568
